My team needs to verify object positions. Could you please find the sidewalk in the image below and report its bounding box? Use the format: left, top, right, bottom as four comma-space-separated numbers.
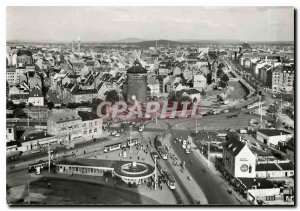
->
190, 137, 250, 205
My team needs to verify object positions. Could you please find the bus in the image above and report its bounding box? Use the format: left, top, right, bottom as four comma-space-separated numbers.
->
104, 143, 122, 153
162, 170, 176, 189
158, 147, 168, 160
28, 160, 54, 173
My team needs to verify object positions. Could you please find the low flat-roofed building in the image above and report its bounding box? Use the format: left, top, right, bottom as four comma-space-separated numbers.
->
235, 178, 280, 203
255, 163, 293, 178
55, 158, 155, 185
256, 129, 292, 146
18, 128, 58, 152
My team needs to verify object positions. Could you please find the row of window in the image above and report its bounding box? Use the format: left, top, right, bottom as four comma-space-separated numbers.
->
82, 121, 100, 127
83, 128, 98, 134
60, 166, 106, 174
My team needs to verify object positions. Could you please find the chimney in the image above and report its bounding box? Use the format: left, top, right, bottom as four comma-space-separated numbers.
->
258, 182, 260, 187
24, 136, 26, 141
44, 132, 47, 136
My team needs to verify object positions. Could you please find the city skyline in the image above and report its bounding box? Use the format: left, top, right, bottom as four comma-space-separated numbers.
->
7, 6, 294, 42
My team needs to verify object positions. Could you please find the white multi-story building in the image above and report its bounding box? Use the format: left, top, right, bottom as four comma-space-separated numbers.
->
78, 111, 103, 140
223, 138, 256, 179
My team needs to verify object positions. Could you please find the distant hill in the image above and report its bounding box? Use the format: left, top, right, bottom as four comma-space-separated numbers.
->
105, 37, 147, 43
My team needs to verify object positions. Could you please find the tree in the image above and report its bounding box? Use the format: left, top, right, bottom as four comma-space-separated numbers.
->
218, 80, 227, 89
91, 98, 103, 112
47, 102, 54, 110
226, 132, 240, 142
13, 108, 27, 118
105, 90, 120, 103
17, 102, 26, 109
206, 72, 212, 85
217, 68, 224, 78
220, 74, 229, 83
6, 101, 16, 110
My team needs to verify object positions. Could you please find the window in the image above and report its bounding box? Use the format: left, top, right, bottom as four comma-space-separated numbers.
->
95, 121, 97, 126
8, 129, 12, 133
94, 128, 97, 132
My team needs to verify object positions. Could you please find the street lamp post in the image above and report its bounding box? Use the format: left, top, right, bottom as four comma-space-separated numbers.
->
48, 144, 53, 173
154, 156, 157, 190
129, 125, 132, 152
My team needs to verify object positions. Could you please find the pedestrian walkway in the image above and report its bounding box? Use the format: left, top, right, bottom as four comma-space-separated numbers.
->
190, 137, 250, 205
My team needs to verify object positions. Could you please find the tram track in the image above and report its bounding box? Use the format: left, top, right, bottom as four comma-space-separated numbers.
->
162, 156, 195, 205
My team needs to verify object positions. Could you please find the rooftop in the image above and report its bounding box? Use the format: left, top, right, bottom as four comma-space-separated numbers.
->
18, 129, 53, 143
223, 138, 246, 157
257, 129, 290, 137
56, 158, 155, 178
238, 178, 275, 190
256, 163, 281, 171
48, 110, 81, 123
78, 111, 100, 121
126, 59, 148, 74
278, 162, 294, 171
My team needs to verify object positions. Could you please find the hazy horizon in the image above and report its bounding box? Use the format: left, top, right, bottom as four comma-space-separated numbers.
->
7, 7, 294, 42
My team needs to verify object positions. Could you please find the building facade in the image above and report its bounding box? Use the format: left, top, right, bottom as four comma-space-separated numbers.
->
78, 111, 103, 140
47, 109, 83, 143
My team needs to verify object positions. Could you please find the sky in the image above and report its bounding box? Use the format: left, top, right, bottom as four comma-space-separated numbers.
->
6, 6, 294, 42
